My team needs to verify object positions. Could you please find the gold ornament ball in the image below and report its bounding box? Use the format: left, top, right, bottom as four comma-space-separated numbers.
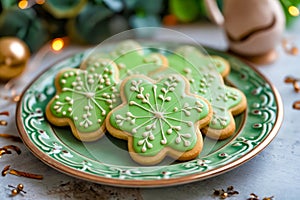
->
0, 37, 30, 81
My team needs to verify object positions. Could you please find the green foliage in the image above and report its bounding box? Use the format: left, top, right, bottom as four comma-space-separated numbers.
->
280, 0, 300, 27
0, 0, 299, 51
169, 0, 200, 22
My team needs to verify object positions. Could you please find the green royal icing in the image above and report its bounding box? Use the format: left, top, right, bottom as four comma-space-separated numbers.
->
84, 40, 167, 79
110, 40, 166, 78
109, 75, 210, 156
111, 40, 144, 56
175, 46, 229, 76
112, 50, 166, 78
49, 59, 120, 133
162, 46, 243, 130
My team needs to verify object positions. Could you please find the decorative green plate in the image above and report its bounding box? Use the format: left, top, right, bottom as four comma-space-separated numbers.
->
16, 47, 283, 187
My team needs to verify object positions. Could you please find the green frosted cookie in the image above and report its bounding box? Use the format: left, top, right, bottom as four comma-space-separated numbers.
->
46, 58, 120, 142
82, 40, 168, 79
175, 45, 230, 77
106, 74, 212, 165
160, 47, 246, 140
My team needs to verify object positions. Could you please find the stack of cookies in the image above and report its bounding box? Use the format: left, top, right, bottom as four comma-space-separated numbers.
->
46, 40, 247, 165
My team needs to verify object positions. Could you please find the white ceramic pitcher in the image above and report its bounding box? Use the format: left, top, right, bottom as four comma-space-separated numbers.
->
205, 0, 285, 60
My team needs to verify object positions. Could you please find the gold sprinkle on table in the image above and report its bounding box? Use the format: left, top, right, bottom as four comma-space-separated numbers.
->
282, 38, 299, 56
213, 186, 239, 199
0, 111, 9, 126
0, 111, 9, 116
0, 93, 20, 103
0, 133, 22, 142
284, 76, 300, 92
0, 145, 21, 157
8, 183, 27, 196
0, 149, 12, 157
0, 120, 8, 126
1, 165, 43, 180
247, 193, 274, 200
293, 100, 300, 110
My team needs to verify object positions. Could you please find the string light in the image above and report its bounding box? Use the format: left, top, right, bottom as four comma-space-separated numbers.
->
18, 0, 28, 9
288, 6, 300, 17
51, 38, 65, 52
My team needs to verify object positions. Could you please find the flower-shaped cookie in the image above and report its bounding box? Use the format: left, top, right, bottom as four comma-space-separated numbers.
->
164, 47, 247, 140
83, 40, 168, 78
175, 45, 230, 77
46, 58, 120, 141
106, 75, 212, 165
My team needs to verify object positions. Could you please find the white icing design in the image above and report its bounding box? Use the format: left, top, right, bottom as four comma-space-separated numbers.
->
216, 91, 239, 102
172, 46, 246, 130
198, 73, 215, 95
183, 67, 195, 83
211, 111, 228, 127
116, 76, 204, 152
52, 64, 118, 129
143, 54, 162, 65
110, 40, 144, 58
117, 63, 126, 69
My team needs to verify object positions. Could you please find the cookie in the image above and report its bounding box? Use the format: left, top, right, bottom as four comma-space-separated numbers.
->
106, 74, 212, 165
175, 45, 230, 77
46, 58, 120, 141
82, 40, 168, 78
159, 48, 247, 140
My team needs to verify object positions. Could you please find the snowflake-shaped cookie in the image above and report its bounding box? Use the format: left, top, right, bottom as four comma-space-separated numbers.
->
83, 40, 168, 79
163, 47, 247, 140
175, 45, 230, 77
106, 75, 212, 165
46, 58, 120, 141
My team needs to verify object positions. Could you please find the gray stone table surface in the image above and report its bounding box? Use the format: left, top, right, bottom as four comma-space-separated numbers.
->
0, 21, 299, 199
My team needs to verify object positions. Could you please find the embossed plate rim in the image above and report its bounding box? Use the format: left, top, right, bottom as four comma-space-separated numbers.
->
16, 47, 283, 188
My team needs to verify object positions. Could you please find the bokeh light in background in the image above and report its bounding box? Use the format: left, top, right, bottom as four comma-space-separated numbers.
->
288, 5, 300, 16
18, 0, 45, 9
18, 0, 28, 9
1, 0, 298, 54
51, 38, 65, 52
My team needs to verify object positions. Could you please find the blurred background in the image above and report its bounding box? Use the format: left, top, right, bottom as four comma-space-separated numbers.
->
0, 0, 299, 53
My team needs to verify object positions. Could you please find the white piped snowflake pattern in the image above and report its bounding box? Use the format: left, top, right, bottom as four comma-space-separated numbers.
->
48, 59, 120, 135
110, 75, 210, 155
